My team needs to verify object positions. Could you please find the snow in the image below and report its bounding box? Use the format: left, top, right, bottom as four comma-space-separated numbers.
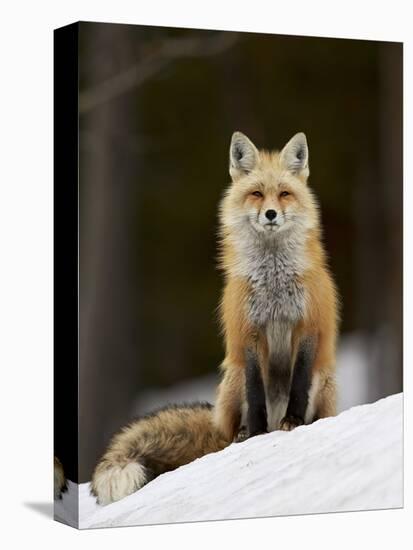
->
336, 333, 371, 411
54, 393, 403, 529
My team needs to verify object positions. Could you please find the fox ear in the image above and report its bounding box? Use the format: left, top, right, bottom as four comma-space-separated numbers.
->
280, 132, 309, 177
229, 131, 259, 180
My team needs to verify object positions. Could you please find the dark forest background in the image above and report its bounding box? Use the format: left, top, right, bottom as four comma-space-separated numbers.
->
77, 22, 402, 481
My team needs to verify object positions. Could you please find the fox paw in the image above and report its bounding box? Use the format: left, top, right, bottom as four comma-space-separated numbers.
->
280, 415, 304, 431
235, 426, 248, 442
235, 426, 267, 442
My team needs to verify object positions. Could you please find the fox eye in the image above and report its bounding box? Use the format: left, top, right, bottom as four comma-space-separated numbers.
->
280, 191, 290, 198
251, 191, 263, 198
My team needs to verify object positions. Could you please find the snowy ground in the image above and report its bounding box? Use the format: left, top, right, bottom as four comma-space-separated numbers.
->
55, 393, 403, 529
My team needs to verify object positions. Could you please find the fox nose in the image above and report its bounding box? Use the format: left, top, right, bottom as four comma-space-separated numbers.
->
265, 209, 277, 221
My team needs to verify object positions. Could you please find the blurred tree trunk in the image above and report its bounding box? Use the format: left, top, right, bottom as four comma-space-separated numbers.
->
353, 43, 402, 403
78, 25, 142, 482
376, 43, 403, 397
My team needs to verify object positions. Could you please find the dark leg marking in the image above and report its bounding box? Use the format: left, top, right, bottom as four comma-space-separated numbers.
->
280, 337, 315, 431
245, 348, 267, 437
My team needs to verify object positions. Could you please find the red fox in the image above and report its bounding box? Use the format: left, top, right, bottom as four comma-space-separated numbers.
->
214, 131, 339, 441
90, 131, 338, 505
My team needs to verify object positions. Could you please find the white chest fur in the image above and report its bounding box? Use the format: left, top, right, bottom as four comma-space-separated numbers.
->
233, 233, 307, 329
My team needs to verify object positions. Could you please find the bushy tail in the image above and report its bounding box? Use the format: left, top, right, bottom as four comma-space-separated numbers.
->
54, 456, 67, 499
91, 402, 230, 505
91, 460, 149, 505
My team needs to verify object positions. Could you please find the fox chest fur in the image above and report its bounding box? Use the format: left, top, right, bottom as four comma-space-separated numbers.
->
247, 248, 306, 329
235, 237, 307, 331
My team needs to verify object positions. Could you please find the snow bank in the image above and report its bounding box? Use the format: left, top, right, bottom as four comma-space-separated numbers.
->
55, 393, 403, 529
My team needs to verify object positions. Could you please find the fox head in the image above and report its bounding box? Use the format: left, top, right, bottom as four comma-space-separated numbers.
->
221, 131, 319, 241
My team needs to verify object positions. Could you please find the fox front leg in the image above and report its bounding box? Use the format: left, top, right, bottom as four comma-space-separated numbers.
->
280, 337, 315, 431
245, 347, 268, 437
